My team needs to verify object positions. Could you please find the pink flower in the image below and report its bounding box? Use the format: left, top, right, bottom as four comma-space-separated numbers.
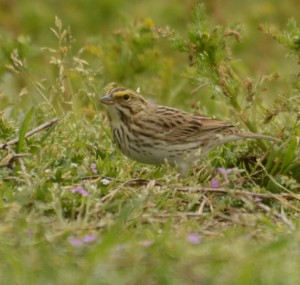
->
68, 236, 83, 247
69, 185, 89, 196
211, 178, 220, 188
68, 234, 98, 247
90, 163, 98, 174
254, 196, 263, 202
217, 167, 233, 175
82, 234, 97, 243
187, 233, 201, 245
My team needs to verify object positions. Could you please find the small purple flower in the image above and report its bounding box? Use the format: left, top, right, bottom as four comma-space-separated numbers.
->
211, 178, 220, 188
217, 167, 233, 175
82, 234, 97, 243
90, 163, 98, 174
70, 185, 89, 196
186, 233, 201, 245
68, 234, 98, 247
254, 196, 263, 202
68, 236, 83, 247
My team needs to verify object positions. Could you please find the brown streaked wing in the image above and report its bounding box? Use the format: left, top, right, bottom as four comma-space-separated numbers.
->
139, 105, 235, 142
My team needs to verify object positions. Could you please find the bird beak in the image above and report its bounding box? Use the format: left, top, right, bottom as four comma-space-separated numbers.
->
100, 93, 114, 105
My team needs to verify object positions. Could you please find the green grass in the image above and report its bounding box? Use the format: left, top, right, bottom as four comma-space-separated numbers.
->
1, 1, 300, 284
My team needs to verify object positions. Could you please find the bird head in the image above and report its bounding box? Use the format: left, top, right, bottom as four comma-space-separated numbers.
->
100, 87, 148, 117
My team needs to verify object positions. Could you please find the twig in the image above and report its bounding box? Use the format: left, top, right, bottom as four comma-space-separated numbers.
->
94, 176, 300, 202
142, 212, 208, 219
175, 186, 300, 201
100, 187, 122, 203
0, 118, 59, 150
0, 152, 31, 168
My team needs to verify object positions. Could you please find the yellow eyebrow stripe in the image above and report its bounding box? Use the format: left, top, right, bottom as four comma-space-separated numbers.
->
113, 90, 131, 98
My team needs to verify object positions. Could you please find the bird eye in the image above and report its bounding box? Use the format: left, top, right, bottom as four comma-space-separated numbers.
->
123, 94, 130, 100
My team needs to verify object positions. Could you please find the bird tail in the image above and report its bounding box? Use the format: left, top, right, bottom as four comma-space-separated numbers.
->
236, 132, 280, 142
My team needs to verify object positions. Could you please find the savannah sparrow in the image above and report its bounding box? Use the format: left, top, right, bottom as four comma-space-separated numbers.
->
100, 87, 278, 175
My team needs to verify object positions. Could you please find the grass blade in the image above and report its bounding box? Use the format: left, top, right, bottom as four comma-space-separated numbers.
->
280, 138, 298, 175
17, 107, 34, 153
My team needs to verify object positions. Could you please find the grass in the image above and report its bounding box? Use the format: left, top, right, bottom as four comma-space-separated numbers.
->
1, 1, 300, 284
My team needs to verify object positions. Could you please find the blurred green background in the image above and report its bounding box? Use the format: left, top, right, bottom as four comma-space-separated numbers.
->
1, 0, 299, 130
1, 0, 299, 141
1, 0, 299, 66
1, 0, 300, 105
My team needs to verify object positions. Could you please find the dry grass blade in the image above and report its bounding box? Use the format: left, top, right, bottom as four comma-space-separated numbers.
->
100, 187, 122, 203
0, 153, 31, 168
175, 187, 300, 201
122, 179, 300, 202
